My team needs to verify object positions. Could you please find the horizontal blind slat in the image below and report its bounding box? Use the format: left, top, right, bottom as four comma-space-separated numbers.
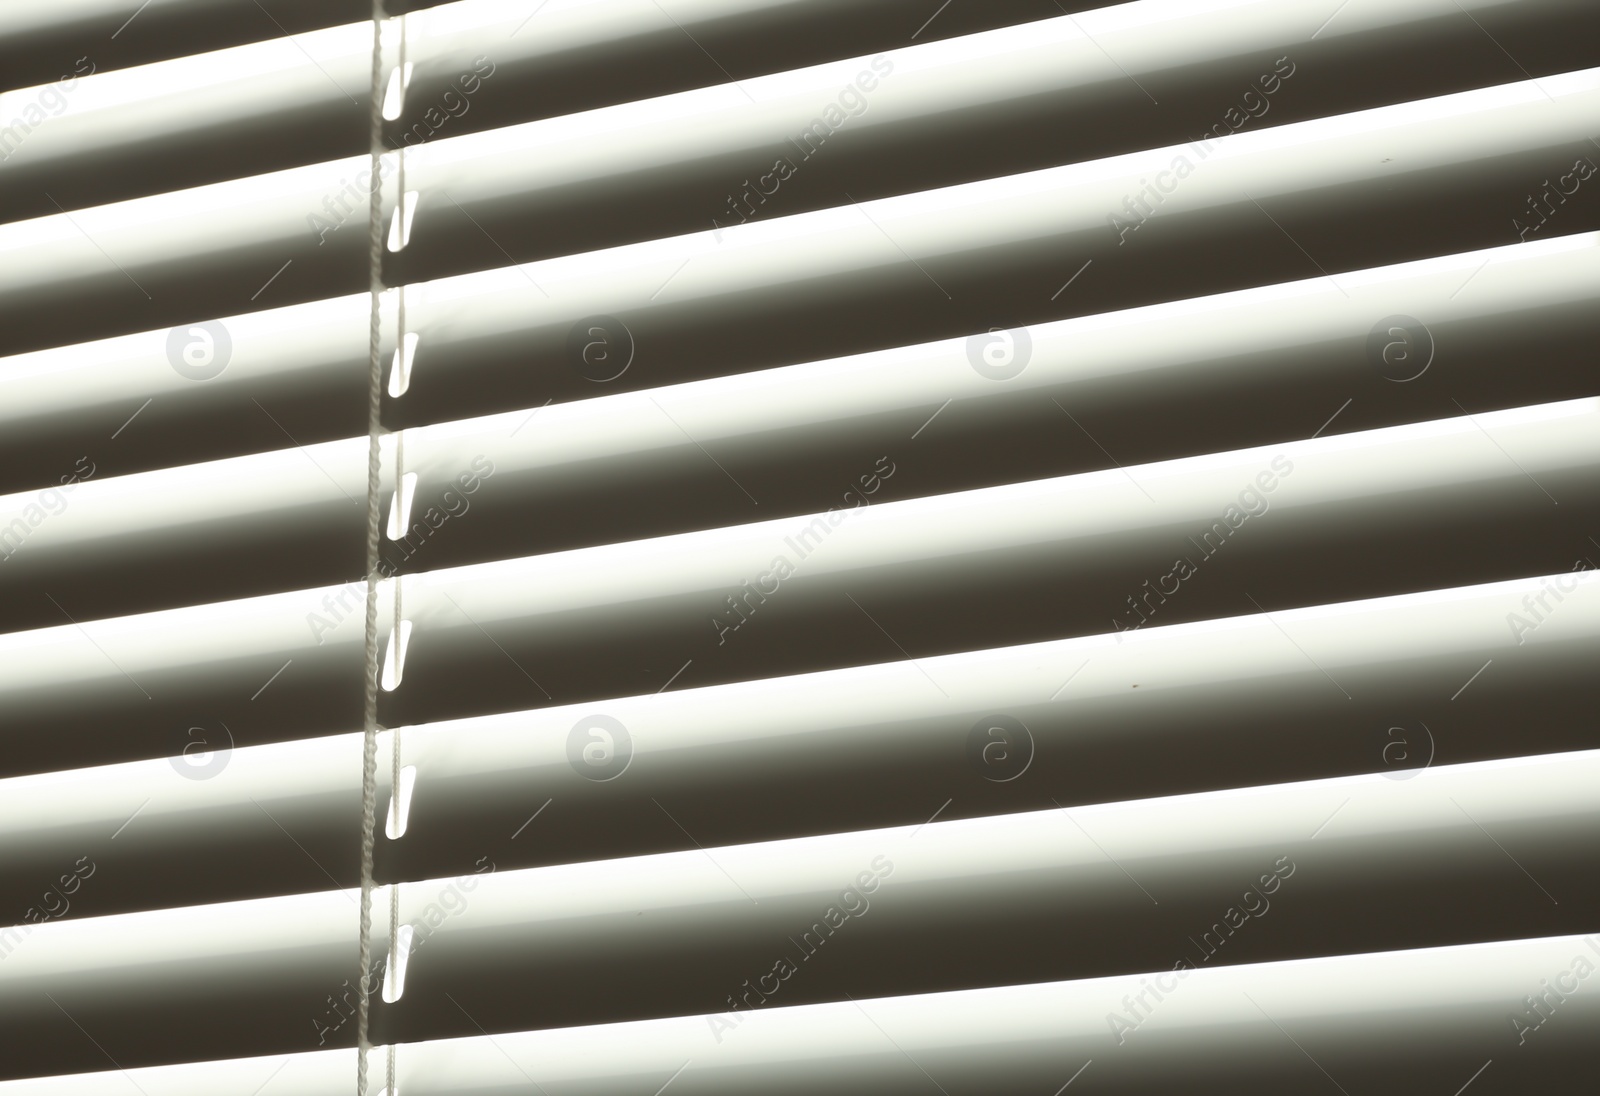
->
7, 0, 1596, 1088
2, 63, 1597, 358
1, 931, 1594, 1094
1, 0, 1093, 220
1, 234, 1596, 614
1, 751, 1596, 1076
2, 569, 1594, 921
0, 400, 1594, 776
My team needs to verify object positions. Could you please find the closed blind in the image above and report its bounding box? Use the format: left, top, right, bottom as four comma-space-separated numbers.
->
1, 0, 1597, 1092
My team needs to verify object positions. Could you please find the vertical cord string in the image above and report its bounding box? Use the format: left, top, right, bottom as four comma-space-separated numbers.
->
388, 20, 409, 1090
355, 1, 387, 1093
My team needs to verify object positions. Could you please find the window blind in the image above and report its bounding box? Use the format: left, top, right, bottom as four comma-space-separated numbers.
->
1, 0, 1597, 1092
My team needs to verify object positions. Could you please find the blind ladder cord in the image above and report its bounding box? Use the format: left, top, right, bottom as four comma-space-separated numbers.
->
356, 0, 389, 1092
